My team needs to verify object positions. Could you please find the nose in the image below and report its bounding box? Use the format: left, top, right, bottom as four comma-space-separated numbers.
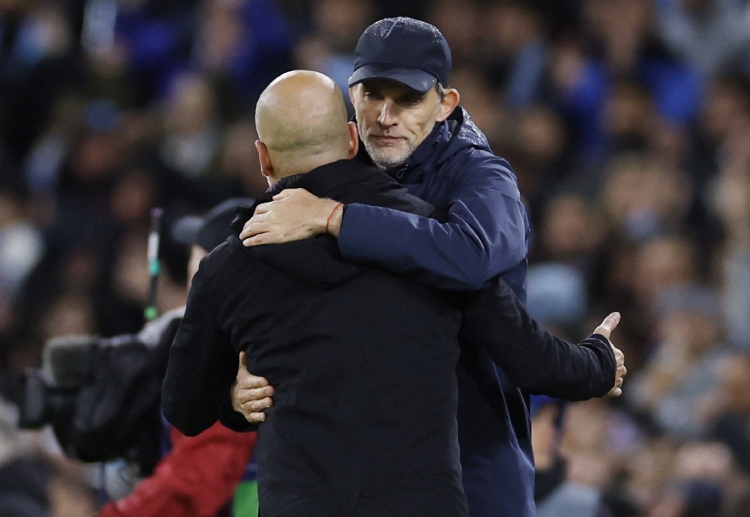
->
378, 100, 398, 127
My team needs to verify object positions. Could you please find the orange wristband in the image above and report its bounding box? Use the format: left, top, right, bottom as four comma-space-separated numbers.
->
325, 202, 344, 234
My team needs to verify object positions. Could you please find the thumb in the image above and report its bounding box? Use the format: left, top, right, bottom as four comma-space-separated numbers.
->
238, 351, 247, 370
594, 312, 621, 340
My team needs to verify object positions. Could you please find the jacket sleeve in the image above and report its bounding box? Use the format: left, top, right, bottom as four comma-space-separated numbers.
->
459, 278, 616, 400
338, 153, 529, 290
98, 423, 256, 517
162, 257, 237, 437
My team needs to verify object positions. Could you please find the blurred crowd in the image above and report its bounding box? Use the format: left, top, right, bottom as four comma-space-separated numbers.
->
1, 0, 750, 516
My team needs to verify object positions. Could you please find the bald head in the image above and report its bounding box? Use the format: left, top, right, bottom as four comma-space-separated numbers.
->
255, 71, 354, 182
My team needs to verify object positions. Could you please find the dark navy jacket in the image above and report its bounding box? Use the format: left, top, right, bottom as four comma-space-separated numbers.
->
340, 107, 536, 516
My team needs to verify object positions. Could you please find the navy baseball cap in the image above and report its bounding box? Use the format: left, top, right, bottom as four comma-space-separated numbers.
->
348, 17, 452, 92
172, 198, 253, 252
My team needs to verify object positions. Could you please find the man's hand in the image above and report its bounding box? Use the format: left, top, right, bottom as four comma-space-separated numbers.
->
231, 351, 274, 423
593, 312, 627, 397
240, 189, 342, 246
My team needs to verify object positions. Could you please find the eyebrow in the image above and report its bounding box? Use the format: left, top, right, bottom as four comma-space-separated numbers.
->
399, 91, 425, 102
363, 82, 424, 98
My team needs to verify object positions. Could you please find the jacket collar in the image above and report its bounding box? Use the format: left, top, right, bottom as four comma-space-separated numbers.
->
229, 159, 376, 289
231, 159, 379, 234
231, 175, 305, 235
393, 121, 447, 174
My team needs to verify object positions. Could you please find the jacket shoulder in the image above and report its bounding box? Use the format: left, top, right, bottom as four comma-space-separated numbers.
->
440, 146, 521, 198
197, 239, 266, 294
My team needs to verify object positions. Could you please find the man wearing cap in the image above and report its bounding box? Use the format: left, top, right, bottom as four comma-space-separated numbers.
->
237, 18, 538, 517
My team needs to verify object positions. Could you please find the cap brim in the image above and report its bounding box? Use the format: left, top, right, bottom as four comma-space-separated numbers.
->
348, 64, 437, 92
171, 216, 203, 246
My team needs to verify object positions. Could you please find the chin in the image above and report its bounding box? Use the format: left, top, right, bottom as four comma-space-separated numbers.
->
366, 145, 409, 170
374, 155, 407, 170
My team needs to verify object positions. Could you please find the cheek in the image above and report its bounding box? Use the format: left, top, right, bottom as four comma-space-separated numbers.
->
355, 104, 376, 128
410, 115, 433, 138
411, 105, 440, 135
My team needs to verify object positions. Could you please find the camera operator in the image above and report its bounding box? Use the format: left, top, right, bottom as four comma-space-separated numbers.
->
20, 199, 257, 517
98, 198, 257, 517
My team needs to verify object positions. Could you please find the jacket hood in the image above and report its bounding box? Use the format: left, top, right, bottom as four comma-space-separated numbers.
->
229, 162, 371, 289
423, 106, 492, 167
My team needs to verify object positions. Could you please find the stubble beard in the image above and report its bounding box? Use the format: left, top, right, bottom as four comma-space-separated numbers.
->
358, 120, 436, 171
362, 138, 413, 170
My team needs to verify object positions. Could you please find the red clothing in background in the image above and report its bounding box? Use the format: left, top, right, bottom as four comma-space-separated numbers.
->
99, 422, 256, 517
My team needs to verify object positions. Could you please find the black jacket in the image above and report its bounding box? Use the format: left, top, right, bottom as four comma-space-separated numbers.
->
162, 159, 615, 517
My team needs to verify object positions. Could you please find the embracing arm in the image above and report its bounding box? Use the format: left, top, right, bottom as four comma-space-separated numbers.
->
240, 155, 529, 291
460, 278, 626, 400
338, 159, 529, 290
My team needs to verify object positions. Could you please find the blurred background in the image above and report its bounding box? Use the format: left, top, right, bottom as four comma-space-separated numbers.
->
0, 0, 749, 515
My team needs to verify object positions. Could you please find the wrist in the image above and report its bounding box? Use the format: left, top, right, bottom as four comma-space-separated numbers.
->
324, 201, 344, 237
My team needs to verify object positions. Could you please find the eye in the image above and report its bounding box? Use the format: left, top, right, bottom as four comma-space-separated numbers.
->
363, 90, 384, 101
397, 94, 423, 107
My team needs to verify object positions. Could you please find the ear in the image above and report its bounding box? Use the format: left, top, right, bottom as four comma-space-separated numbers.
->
436, 88, 460, 122
346, 121, 359, 159
255, 140, 273, 178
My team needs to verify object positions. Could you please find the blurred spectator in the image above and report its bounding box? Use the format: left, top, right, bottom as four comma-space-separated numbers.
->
208, 118, 269, 200
646, 441, 734, 516
497, 104, 572, 219
527, 264, 588, 339
427, 0, 480, 68
632, 235, 701, 309
107, 0, 197, 105
23, 95, 86, 196
448, 66, 506, 143
708, 110, 750, 351
1, 379, 99, 517
479, 1, 548, 111
600, 153, 692, 244
0, 0, 82, 163
191, 0, 293, 109
706, 353, 750, 475
0, 395, 50, 516
293, 0, 373, 100
531, 190, 605, 268
158, 72, 222, 179
559, 398, 639, 511
531, 397, 611, 517
655, 0, 750, 77
686, 73, 750, 190
628, 284, 730, 439
550, 0, 702, 162
0, 179, 43, 306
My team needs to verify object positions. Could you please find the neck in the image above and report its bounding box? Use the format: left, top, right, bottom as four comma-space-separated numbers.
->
270, 151, 349, 183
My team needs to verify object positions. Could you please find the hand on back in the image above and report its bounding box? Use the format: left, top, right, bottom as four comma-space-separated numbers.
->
232, 351, 274, 423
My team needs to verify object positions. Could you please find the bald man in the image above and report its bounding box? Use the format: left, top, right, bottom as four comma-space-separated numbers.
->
162, 70, 468, 516
162, 71, 620, 517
